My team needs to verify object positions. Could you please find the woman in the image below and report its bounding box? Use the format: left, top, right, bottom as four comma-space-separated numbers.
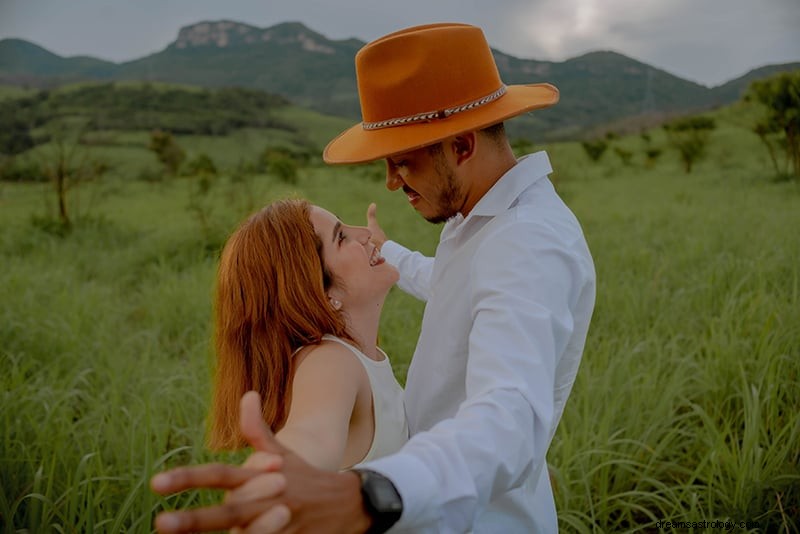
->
208, 199, 407, 470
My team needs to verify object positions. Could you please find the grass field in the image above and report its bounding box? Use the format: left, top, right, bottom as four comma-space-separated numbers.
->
1, 103, 799, 532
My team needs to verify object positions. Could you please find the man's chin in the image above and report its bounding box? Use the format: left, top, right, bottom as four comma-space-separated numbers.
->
415, 201, 457, 224
423, 211, 454, 225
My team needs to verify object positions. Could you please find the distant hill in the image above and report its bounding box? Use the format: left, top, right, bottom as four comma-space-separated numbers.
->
0, 38, 117, 81
1, 20, 798, 140
709, 63, 800, 104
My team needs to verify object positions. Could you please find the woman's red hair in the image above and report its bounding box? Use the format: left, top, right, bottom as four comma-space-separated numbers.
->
208, 199, 355, 450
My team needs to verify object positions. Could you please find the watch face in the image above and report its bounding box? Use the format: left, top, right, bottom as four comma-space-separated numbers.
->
371, 478, 403, 511
359, 470, 402, 533
362, 470, 403, 513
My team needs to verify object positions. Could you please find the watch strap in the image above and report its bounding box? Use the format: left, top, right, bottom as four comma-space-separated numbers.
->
352, 468, 403, 534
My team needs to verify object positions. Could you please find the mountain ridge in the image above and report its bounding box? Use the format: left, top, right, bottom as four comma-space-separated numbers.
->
2, 20, 798, 139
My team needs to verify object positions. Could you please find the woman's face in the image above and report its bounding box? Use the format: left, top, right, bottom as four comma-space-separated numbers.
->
308, 206, 399, 308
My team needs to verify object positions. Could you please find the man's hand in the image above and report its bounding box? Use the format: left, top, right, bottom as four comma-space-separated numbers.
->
151, 391, 291, 533
367, 203, 388, 250
151, 391, 372, 534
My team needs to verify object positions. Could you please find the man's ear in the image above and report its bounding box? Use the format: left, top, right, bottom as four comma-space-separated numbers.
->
450, 132, 476, 165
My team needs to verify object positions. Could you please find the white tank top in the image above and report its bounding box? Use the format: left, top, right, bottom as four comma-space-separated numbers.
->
319, 335, 408, 467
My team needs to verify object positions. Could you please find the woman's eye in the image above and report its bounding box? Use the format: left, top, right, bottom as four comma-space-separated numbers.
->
338, 230, 346, 244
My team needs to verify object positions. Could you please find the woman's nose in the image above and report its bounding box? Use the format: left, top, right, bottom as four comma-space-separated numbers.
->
360, 227, 372, 244
351, 226, 371, 244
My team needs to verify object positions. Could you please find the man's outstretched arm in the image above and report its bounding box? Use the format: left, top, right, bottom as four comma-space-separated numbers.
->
151, 391, 372, 534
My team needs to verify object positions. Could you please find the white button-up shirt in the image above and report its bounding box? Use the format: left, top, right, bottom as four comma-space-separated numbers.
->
363, 152, 596, 533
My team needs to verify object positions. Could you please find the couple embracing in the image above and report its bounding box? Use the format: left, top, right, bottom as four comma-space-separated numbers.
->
152, 22, 596, 534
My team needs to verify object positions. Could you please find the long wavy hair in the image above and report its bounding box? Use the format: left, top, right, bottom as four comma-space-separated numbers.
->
208, 199, 356, 450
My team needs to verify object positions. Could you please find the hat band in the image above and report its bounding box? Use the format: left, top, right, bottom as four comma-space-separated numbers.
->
362, 85, 507, 131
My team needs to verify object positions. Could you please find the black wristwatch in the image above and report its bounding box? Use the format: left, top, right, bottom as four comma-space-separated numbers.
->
352, 469, 403, 534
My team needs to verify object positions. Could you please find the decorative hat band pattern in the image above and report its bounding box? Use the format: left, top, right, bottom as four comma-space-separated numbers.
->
362, 85, 508, 131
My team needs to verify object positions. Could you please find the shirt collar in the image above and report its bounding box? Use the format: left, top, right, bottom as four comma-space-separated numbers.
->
466, 150, 553, 216
441, 151, 552, 238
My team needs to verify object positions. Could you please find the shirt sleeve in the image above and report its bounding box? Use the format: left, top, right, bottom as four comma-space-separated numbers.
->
362, 222, 591, 532
380, 240, 435, 302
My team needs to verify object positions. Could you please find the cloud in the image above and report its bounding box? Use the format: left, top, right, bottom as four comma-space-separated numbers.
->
475, 0, 800, 85
0, 0, 797, 86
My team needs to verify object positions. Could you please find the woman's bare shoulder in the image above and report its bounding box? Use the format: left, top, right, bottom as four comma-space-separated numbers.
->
292, 338, 365, 378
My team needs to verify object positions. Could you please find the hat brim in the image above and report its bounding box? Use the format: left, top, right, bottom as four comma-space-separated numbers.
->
323, 83, 558, 164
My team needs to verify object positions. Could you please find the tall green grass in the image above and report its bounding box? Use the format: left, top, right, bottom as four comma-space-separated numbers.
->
1, 109, 798, 532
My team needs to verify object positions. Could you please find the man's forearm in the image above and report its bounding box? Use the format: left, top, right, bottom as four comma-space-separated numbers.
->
381, 241, 434, 301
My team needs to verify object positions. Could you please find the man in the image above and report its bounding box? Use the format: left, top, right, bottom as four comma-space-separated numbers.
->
151, 22, 595, 533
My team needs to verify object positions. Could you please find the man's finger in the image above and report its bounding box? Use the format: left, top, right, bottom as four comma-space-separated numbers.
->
367, 203, 381, 231
367, 202, 377, 221
242, 504, 292, 534
223, 472, 286, 506
366, 202, 388, 248
242, 451, 283, 471
150, 464, 263, 494
240, 391, 287, 454
154, 499, 272, 534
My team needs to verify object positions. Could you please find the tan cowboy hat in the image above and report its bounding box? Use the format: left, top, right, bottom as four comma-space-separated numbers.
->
323, 23, 559, 164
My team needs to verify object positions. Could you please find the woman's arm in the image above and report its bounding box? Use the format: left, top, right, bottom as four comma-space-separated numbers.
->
275, 341, 368, 471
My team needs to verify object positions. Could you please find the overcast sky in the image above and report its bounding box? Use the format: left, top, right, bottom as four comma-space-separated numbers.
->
1, 0, 798, 87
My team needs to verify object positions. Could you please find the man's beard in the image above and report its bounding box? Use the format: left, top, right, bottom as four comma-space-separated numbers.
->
424, 153, 463, 225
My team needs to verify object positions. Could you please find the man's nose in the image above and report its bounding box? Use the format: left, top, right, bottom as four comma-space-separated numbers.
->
385, 162, 403, 191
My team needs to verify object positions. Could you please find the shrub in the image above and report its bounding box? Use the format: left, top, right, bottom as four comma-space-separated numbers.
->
148, 130, 186, 176
663, 116, 716, 173
268, 154, 298, 184
183, 153, 218, 178
613, 147, 634, 166
259, 146, 302, 184
644, 148, 662, 168
581, 139, 608, 162
0, 157, 46, 182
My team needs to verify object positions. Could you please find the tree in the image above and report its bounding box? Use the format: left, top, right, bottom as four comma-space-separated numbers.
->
613, 147, 634, 166
581, 139, 608, 162
268, 154, 298, 184
39, 129, 109, 230
0, 93, 45, 155
644, 148, 662, 168
259, 146, 300, 184
180, 154, 219, 242
747, 71, 800, 179
752, 121, 784, 177
640, 130, 662, 169
0, 118, 35, 155
148, 130, 185, 176
183, 153, 218, 178
663, 116, 716, 173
